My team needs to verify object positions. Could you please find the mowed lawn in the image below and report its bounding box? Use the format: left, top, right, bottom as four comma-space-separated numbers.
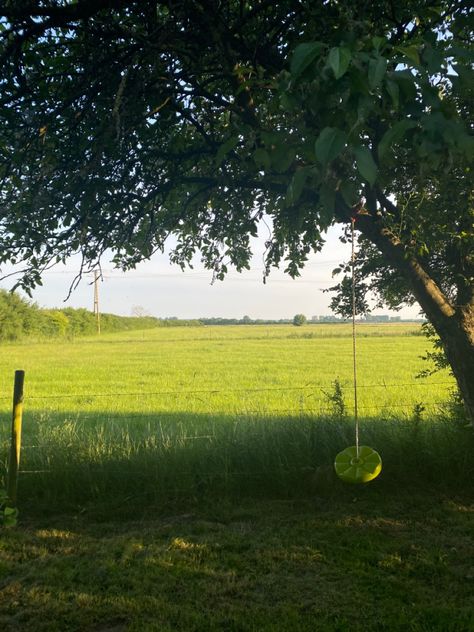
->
0, 495, 473, 632
0, 324, 473, 631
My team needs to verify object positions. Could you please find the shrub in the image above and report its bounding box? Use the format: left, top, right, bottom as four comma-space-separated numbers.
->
292, 314, 307, 326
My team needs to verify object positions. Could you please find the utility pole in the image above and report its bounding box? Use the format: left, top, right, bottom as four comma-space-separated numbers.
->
93, 270, 101, 334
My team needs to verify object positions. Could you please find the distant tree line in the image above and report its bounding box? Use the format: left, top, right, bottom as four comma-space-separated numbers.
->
200, 317, 296, 326
0, 290, 199, 342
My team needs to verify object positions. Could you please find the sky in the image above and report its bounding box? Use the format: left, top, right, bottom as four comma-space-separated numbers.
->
0, 224, 421, 320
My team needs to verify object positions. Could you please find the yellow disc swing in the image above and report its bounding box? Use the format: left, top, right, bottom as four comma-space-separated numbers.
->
334, 217, 382, 484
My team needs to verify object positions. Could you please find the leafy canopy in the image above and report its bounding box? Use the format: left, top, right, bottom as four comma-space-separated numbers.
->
0, 1, 472, 307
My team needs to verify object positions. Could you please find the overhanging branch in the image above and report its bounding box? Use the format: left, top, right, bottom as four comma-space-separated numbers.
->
354, 211, 456, 328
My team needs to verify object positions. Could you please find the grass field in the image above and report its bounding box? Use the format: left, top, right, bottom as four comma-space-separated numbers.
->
0, 322, 455, 417
0, 324, 473, 631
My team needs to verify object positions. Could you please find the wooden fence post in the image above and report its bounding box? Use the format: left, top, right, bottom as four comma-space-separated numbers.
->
7, 370, 25, 507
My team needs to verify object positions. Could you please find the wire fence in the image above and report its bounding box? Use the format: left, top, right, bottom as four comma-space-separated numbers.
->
0, 380, 455, 402
0, 378, 459, 481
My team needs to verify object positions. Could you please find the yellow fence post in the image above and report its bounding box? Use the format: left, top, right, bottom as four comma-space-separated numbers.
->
7, 370, 25, 507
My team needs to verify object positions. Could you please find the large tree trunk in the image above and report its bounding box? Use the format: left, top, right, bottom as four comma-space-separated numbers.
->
440, 306, 474, 424
355, 212, 474, 425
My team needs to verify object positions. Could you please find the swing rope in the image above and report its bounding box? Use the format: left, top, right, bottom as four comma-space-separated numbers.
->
351, 217, 359, 457
333, 216, 382, 484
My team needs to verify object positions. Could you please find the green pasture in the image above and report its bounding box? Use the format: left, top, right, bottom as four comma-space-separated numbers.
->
0, 322, 454, 418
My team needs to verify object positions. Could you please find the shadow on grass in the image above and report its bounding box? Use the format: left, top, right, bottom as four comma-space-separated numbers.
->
0, 493, 473, 632
2, 409, 473, 519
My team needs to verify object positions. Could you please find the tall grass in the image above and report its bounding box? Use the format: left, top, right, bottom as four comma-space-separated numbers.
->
6, 411, 472, 517
0, 323, 469, 517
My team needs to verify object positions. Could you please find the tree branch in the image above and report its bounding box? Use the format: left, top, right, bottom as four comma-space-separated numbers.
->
355, 212, 456, 332
1, 0, 128, 21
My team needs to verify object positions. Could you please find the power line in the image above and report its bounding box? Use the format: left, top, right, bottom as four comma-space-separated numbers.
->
40, 259, 343, 280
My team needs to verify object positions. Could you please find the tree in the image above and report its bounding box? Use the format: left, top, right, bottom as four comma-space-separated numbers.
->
293, 314, 307, 327
131, 305, 150, 318
0, 290, 34, 341
0, 1, 473, 421
328, 276, 369, 319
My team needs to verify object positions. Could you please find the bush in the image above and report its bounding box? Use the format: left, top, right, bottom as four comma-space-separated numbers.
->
0, 290, 171, 342
0, 290, 35, 341
292, 314, 307, 326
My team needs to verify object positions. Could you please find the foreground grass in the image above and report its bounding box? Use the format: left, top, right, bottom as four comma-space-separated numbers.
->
2, 414, 473, 631
8, 413, 473, 516
0, 493, 473, 631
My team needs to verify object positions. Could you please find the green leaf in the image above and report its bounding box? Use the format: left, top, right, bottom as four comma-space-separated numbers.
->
368, 56, 388, 89
422, 46, 444, 73
328, 47, 352, 79
2, 505, 18, 528
348, 67, 371, 95
396, 45, 420, 66
286, 168, 309, 206
378, 120, 417, 159
314, 127, 347, 165
354, 146, 378, 185
253, 148, 271, 170
357, 95, 374, 122
339, 181, 358, 206
457, 133, 474, 159
319, 183, 336, 222
290, 42, 324, 80
372, 36, 386, 52
215, 136, 239, 166
270, 145, 295, 173
385, 79, 399, 107
394, 71, 417, 103
279, 92, 298, 111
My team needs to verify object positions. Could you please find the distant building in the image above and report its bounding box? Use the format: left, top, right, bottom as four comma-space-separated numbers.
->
319, 315, 340, 322
365, 314, 390, 322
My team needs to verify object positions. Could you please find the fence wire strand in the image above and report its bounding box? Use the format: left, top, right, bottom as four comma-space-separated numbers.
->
0, 380, 455, 401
